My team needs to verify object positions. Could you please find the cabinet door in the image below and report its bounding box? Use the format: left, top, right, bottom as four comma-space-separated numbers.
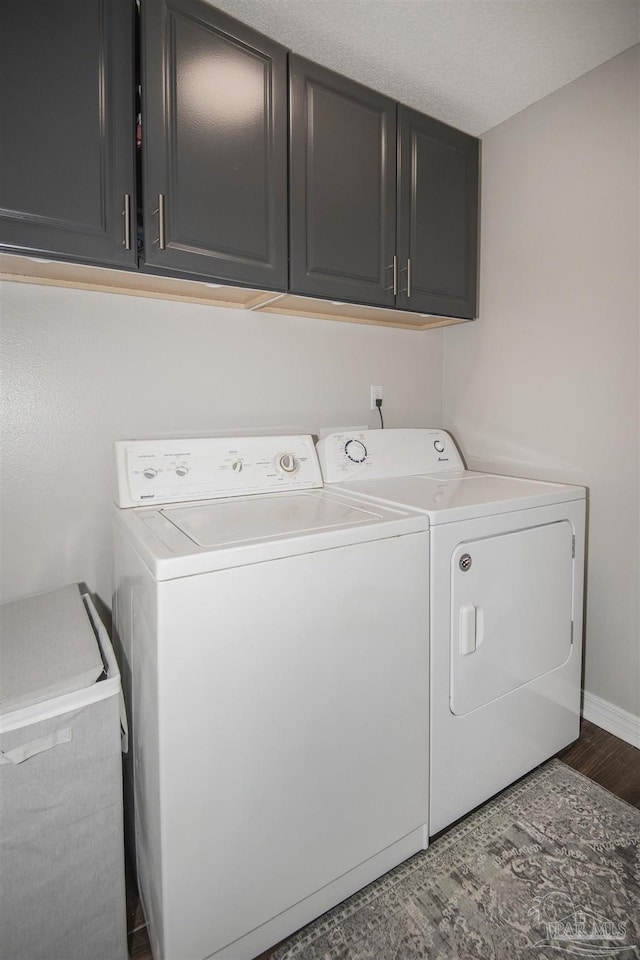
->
289, 56, 397, 307
141, 0, 287, 290
0, 0, 137, 268
397, 106, 479, 318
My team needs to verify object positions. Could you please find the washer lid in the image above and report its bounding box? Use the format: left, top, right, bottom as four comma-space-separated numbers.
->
114, 488, 429, 579
162, 492, 390, 547
328, 472, 585, 524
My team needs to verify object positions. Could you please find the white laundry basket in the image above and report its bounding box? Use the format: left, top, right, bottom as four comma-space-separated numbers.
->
0, 584, 128, 960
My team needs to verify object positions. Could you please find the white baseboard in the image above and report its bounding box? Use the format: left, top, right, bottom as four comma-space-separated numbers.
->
582, 691, 640, 749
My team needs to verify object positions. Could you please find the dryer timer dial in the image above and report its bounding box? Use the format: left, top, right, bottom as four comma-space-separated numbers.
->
345, 439, 367, 464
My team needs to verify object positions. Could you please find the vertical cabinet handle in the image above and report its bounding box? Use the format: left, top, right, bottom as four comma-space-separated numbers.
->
157, 193, 166, 250
386, 256, 398, 296
399, 259, 412, 298
387, 257, 415, 298
123, 194, 132, 250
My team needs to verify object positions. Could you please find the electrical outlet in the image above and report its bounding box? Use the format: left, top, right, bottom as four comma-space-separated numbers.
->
370, 385, 383, 410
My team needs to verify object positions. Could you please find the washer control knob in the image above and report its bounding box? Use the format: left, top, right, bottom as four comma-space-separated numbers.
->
345, 439, 367, 463
434, 439, 445, 453
277, 453, 299, 474
175, 465, 189, 477
232, 459, 243, 473
142, 467, 158, 480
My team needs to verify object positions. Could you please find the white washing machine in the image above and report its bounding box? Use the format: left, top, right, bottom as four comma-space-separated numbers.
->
112, 434, 430, 960
317, 428, 586, 835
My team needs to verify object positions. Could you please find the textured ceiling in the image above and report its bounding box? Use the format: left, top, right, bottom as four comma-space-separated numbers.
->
211, 0, 640, 134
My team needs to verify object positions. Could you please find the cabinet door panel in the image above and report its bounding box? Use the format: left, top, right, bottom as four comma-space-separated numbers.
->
142, 0, 287, 289
0, 0, 136, 267
397, 107, 478, 318
289, 56, 396, 307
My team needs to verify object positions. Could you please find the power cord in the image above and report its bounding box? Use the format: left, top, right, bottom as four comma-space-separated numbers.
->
376, 397, 384, 429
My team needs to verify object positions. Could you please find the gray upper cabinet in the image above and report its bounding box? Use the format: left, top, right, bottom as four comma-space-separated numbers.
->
289, 56, 479, 318
289, 56, 397, 308
396, 107, 479, 319
141, 0, 288, 290
0, 0, 137, 268
1, 1, 479, 325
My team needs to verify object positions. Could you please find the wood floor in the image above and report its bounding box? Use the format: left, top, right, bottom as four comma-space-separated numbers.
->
127, 719, 640, 960
557, 718, 640, 807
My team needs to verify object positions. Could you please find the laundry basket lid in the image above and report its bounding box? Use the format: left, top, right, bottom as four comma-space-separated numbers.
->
0, 584, 105, 715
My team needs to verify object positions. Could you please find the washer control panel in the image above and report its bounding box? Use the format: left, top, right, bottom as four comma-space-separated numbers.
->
317, 428, 464, 482
115, 435, 322, 507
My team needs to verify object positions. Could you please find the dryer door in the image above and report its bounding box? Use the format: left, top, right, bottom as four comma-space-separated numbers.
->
450, 520, 574, 716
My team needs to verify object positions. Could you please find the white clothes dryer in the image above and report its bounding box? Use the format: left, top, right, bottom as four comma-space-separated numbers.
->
317, 428, 586, 835
112, 435, 430, 960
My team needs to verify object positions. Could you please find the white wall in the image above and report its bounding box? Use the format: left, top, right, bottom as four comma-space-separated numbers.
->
0, 281, 442, 608
443, 46, 640, 718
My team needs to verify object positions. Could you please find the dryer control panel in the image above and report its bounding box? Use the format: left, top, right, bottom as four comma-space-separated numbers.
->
115, 435, 322, 507
317, 428, 465, 482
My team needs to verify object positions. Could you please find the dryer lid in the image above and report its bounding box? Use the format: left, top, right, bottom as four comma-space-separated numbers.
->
328, 472, 584, 523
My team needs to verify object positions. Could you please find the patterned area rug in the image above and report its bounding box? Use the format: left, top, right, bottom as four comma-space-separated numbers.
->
271, 761, 640, 959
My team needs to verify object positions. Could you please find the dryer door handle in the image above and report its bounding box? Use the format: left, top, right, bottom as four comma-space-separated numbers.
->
459, 604, 478, 656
